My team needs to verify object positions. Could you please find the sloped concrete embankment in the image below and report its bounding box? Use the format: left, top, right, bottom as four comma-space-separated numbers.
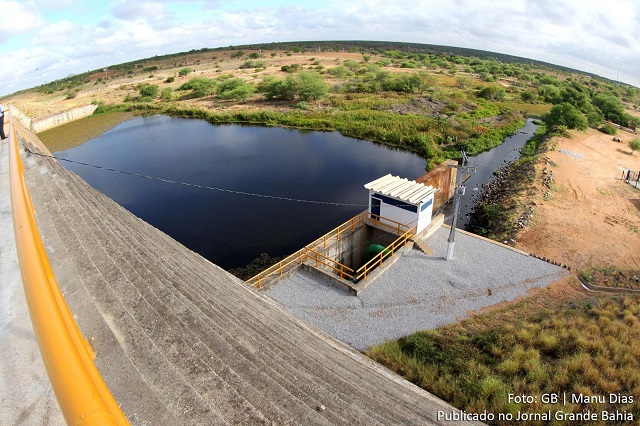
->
16, 124, 473, 425
12, 104, 97, 133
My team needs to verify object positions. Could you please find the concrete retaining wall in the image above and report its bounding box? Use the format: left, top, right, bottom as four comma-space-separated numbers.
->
10, 104, 98, 134
32, 105, 98, 133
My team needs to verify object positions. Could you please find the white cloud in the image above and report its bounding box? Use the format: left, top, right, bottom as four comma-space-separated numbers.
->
0, 1, 46, 42
1, 0, 640, 95
110, 0, 171, 23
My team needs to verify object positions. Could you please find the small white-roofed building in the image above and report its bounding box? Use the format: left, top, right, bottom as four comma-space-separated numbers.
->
364, 174, 438, 234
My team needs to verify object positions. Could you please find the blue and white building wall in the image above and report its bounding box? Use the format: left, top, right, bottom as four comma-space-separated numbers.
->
365, 174, 438, 234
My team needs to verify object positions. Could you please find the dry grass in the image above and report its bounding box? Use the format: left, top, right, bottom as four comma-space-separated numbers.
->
366, 277, 640, 425
495, 102, 553, 116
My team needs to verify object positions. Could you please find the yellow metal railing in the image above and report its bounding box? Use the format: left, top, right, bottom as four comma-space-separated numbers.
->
305, 247, 355, 280
7, 108, 129, 426
365, 212, 414, 236
353, 229, 413, 282
246, 214, 364, 288
246, 211, 415, 288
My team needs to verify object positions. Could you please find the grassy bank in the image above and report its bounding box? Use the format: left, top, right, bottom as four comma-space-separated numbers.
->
366, 279, 640, 425
51, 102, 525, 170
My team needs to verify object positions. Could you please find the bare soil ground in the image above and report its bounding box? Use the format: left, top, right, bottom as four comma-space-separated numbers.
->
515, 129, 640, 271
6, 50, 437, 120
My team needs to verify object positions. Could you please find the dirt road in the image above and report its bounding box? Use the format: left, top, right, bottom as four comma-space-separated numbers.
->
516, 128, 640, 270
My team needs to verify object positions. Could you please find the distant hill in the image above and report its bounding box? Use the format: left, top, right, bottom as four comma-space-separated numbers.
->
220, 40, 628, 87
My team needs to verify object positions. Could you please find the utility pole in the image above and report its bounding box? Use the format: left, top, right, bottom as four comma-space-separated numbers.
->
445, 151, 476, 260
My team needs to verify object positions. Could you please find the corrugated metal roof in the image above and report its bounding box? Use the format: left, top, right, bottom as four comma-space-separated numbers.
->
364, 174, 438, 205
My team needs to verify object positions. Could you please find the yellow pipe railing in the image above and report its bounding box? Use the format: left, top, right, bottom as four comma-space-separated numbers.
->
305, 247, 355, 280
7, 108, 129, 426
354, 229, 413, 282
246, 211, 415, 288
246, 213, 365, 288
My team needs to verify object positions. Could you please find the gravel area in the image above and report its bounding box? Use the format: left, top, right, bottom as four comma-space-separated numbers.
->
266, 226, 569, 350
558, 149, 583, 159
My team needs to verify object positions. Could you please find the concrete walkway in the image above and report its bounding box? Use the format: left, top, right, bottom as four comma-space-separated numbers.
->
0, 137, 65, 425
267, 226, 569, 350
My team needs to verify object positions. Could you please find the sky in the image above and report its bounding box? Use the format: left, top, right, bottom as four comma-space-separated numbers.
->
1, 0, 639, 96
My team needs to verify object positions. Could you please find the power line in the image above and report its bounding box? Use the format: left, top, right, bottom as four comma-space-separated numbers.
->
24, 146, 420, 209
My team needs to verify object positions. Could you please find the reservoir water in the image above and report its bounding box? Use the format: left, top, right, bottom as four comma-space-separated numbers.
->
55, 115, 427, 270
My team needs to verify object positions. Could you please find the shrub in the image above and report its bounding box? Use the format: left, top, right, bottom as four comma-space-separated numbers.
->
65, 90, 79, 100
178, 77, 217, 98
160, 88, 172, 101
478, 85, 506, 101
600, 123, 617, 135
165, 76, 175, 83
296, 71, 329, 101
137, 84, 159, 98
520, 91, 536, 102
630, 139, 640, 154
178, 68, 192, 77
218, 84, 255, 102
258, 75, 297, 101
217, 78, 255, 101
239, 61, 257, 69
281, 64, 301, 73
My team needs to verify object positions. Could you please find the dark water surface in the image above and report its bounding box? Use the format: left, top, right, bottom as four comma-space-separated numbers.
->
443, 118, 539, 228
56, 115, 427, 269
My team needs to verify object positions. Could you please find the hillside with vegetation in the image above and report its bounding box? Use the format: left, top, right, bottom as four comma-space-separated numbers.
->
13, 41, 640, 170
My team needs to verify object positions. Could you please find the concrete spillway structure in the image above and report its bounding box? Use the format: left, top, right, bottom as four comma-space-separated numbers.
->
11, 121, 471, 425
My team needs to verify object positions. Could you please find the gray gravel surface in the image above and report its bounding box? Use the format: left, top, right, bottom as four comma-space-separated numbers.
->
266, 226, 569, 350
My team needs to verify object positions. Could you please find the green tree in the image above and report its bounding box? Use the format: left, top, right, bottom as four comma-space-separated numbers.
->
137, 84, 159, 98
178, 77, 217, 98
630, 139, 640, 154
258, 75, 298, 101
538, 84, 561, 103
295, 71, 329, 101
218, 84, 255, 102
178, 68, 192, 77
543, 103, 589, 131
477, 85, 506, 101
593, 93, 627, 125
216, 77, 245, 94
560, 85, 591, 111
520, 91, 537, 102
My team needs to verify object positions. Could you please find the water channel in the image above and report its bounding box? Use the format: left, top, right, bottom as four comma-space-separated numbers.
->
54, 115, 537, 271
54, 115, 427, 270
443, 118, 538, 228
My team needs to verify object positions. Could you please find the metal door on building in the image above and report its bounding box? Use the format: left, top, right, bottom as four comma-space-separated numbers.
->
371, 197, 381, 219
